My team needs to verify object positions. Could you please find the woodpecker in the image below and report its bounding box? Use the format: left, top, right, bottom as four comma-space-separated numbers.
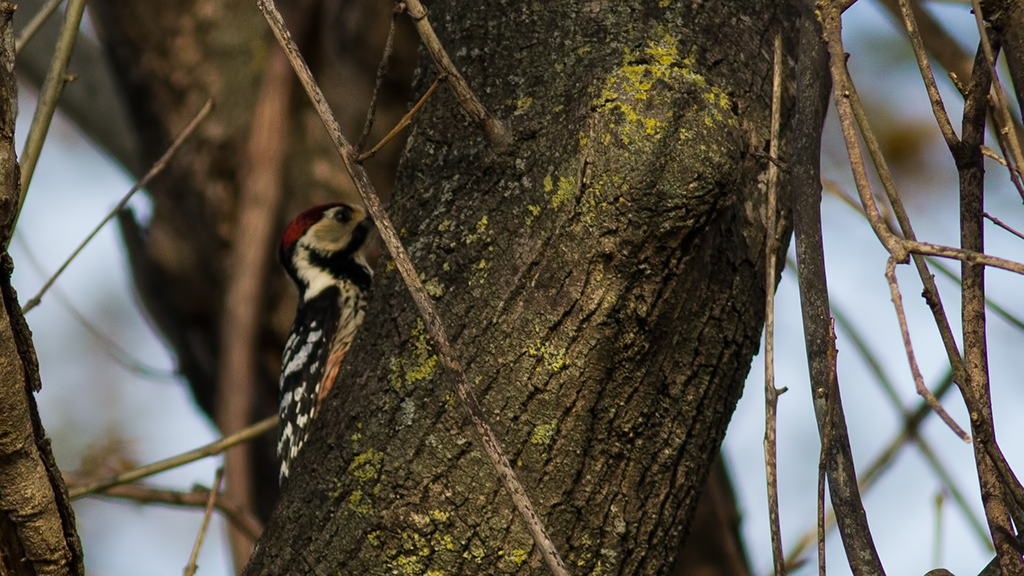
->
277, 202, 373, 482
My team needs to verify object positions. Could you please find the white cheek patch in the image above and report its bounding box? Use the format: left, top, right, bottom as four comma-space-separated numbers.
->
293, 245, 340, 301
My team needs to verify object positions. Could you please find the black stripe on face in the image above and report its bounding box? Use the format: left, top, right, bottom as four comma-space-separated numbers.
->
307, 220, 373, 291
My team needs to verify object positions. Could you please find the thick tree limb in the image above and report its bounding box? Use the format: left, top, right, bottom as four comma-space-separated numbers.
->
255, 1, 569, 573
794, 5, 884, 575
957, 40, 1024, 576
248, 0, 796, 573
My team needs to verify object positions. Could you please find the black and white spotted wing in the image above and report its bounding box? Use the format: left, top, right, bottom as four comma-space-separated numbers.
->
277, 291, 340, 482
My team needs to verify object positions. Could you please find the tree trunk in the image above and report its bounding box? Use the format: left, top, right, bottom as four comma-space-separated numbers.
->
246, 0, 795, 573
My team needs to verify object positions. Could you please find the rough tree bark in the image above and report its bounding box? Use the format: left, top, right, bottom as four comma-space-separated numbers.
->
246, 0, 796, 573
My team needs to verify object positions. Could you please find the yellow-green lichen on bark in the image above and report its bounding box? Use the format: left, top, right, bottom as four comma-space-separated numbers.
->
370, 504, 461, 575
506, 548, 530, 567
346, 448, 384, 515
525, 204, 542, 225
550, 175, 576, 208
526, 339, 568, 372
530, 420, 558, 446
389, 319, 439, 390
592, 31, 737, 158
422, 277, 445, 298
348, 449, 384, 484
579, 28, 741, 235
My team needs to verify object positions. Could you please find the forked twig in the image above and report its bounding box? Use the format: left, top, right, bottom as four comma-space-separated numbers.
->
22, 100, 214, 313
183, 468, 224, 576
68, 416, 275, 499
783, 370, 992, 568
825, 181, 1024, 336
821, 8, 1024, 282
968, 0, 1024, 184
358, 76, 443, 163
884, 258, 969, 441
820, 4, 1024, 476
255, 2, 568, 574
400, 0, 511, 147
763, 31, 786, 576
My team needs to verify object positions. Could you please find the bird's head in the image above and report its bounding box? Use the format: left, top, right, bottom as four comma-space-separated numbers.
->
279, 203, 374, 301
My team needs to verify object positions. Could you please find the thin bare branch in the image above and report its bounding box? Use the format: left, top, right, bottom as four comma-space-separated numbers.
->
357, 6, 399, 152
22, 99, 213, 313
884, 258, 969, 440
14, 0, 63, 54
896, 0, 958, 147
983, 211, 1024, 241
358, 75, 442, 163
763, 31, 786, 576
877, 0, 1024, 201
816, 320, 840, 576
981, 146, 1022, 177
817, 436, 826, 576
823, 36, 904, 258
68, 416, 276, 499
14, 0, 88, 235
400, 0, 511, 147
255, 2, 568, 573
63, 473, 263, 542
13, 236, 177, 379
903, 240, 1024, 276
183, 468, 224, 576
980, 440, 1024, 529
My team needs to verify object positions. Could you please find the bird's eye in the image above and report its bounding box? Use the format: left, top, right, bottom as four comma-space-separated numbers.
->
334, 205, 353, 223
